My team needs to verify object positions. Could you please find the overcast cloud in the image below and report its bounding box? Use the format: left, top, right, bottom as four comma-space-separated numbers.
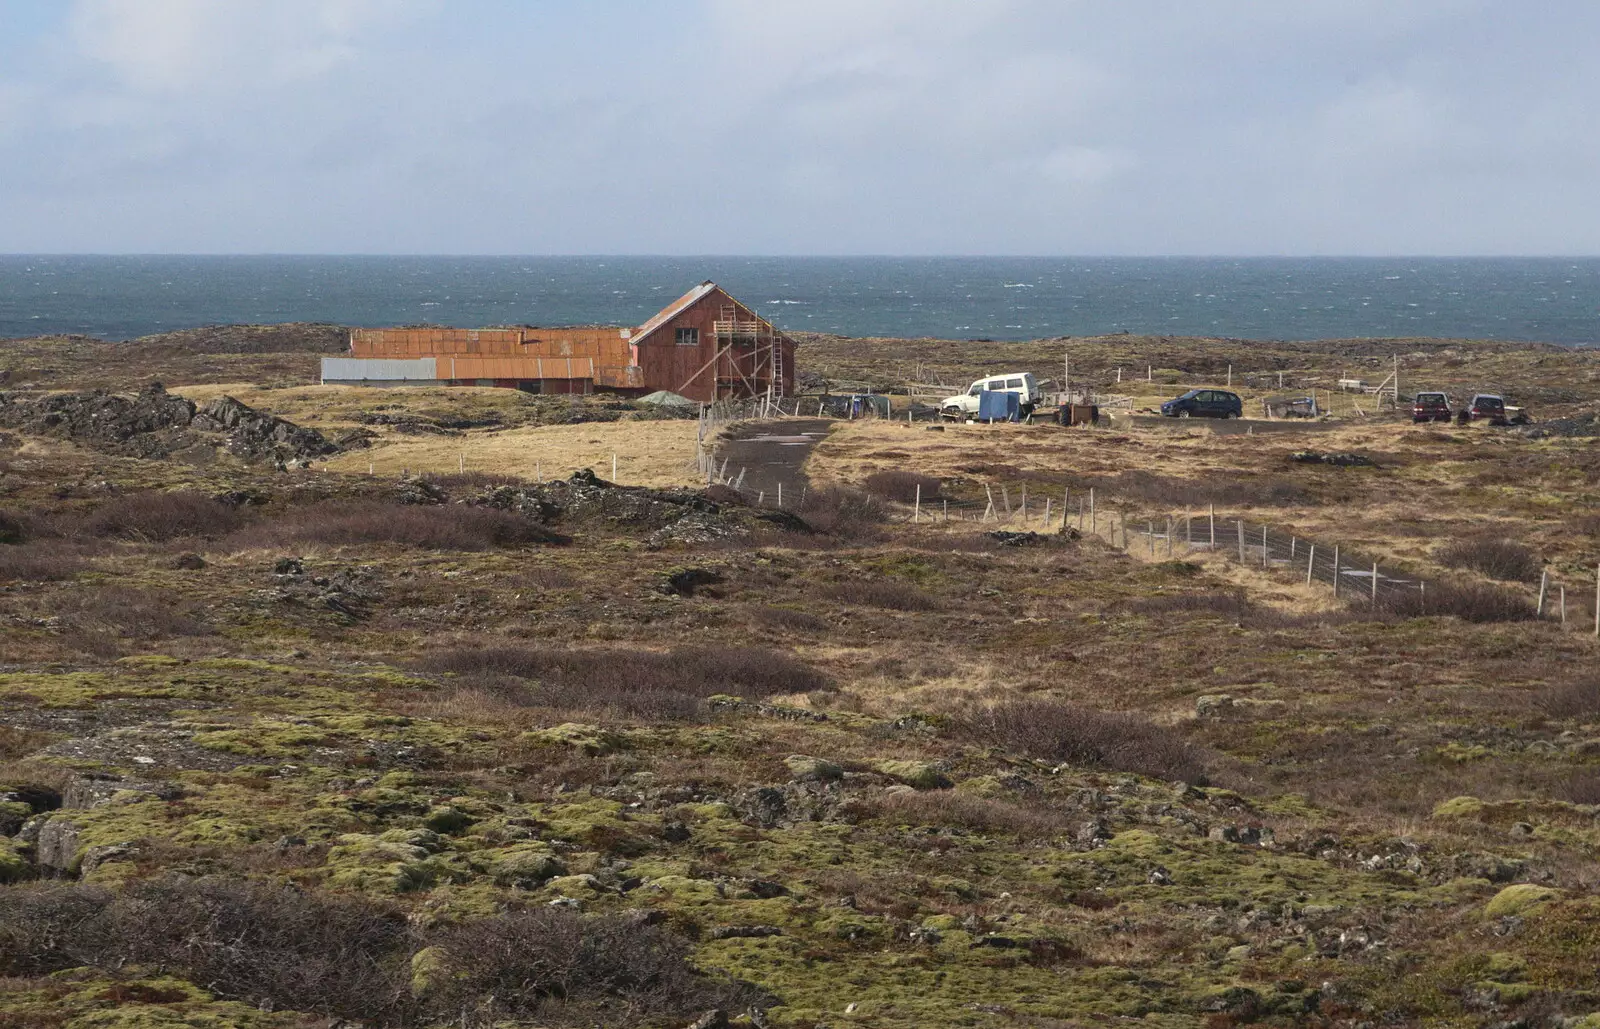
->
0, 0, 1595, 254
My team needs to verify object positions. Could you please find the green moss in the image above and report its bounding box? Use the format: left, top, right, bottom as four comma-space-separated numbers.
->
409, 946, 453, 999
479, 844, 565, 887
0, 838, 30, 882
1432, 795, 1485, 819
422, 806, 473, 835
784, 754, 843, 781
323, 831, 459, 894
195, 723, 332, 757
521, 723, 625, 756
0, 973, 295, 1029
1485, 884, 1560, 918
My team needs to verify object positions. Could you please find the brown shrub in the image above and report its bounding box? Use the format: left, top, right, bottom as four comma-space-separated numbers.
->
52, 586, 211, 640
434, 908, 760, 1023
0, 543, 84, 582
824, 579, 942, 612
748, 605, 831, 633
74, 491, 244, 542
0, 511, 24, 544
511, 565, 577, 590
1116, 591, 1250, 619
1380, 579, 1536, 622
796, 486, 886, 539
1558, 769, 1600, 805
1101, 470, 1312, 509
1534, 682, 1600, 720
863, 470, 942, 504
416, 645, 830, 719
0, 878, 741, 1027
962, 699, 1209, 784
229, 501, 562, 551
1436, 538, 1541, 583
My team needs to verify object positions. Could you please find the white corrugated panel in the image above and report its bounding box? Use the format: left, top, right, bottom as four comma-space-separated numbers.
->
321, 357, 437, 382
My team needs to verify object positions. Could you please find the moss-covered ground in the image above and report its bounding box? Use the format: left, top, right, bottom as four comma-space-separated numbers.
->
3, 329, 1600, 1027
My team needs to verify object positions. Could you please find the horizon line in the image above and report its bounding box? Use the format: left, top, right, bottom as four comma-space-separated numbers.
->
4, 252, 1600, 261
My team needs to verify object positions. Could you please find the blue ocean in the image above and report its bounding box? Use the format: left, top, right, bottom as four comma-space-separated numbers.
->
0, 255, 1596, 345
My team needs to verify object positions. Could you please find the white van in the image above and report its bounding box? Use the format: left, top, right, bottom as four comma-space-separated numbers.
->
941, 372, 1040, 420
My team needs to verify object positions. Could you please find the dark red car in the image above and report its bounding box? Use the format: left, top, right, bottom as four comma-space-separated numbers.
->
1467, 394, 1508, 425
1412, 392, 1452, 423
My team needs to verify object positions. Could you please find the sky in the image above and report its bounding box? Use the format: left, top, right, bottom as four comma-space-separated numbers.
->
0, 0, 1596, 256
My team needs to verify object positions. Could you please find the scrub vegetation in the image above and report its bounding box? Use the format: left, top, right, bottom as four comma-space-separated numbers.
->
2, 327, 1600, 1027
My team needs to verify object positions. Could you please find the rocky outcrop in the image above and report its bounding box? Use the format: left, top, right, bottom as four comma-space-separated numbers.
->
0, 383, 337, 465
190, 394, 338, 463
464, 470, 811, 549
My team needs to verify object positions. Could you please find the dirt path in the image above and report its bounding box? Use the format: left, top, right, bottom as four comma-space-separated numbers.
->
712, 419, 832, 500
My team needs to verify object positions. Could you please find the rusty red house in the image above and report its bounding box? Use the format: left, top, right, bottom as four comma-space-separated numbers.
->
321, 282, 795, 403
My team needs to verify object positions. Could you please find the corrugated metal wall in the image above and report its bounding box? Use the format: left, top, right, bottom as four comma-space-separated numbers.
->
322, 357, 437, 382
439, 356, 595, 381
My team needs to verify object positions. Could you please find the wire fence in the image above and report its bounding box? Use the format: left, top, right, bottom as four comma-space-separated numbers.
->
695, 440, 1597, 631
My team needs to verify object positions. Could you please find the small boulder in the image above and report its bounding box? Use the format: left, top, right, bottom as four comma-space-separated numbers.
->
873, 760, 952, 790
784, 755, 843, 782
35, 817, 82, 875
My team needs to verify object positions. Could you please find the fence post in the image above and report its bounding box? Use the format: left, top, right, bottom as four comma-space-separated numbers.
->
1090, 488, 1097, 536
1262, 526, 1269, 568
536, 460, 541, 482
1148, 521, 1156, 557
1306, 544, 1315, 586
1209, 504, 1216, 547
914, 483, 921, 523
1538, 569, 1549, 617
1291, 536, 1297, 558
1561, 585, 1567, 627
778, 482, 783, 508
984, 484, 996, 523
1237, 521, 1245, 563
1420, 580, 1426, 614
1333, 546, 1340, 596
1371, 561, 1378, 608
1166, 517, 1174, 558
612, 452, 618, 483
1001, 485, 1012, 517
757, 490, 764, 506
1044, 496, 1052, 529
1021, 486, 1028, 526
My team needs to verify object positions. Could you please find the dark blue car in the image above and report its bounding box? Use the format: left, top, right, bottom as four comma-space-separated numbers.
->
1161, 389, 1242, 419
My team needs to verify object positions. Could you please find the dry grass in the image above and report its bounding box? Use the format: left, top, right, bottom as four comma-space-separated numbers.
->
224, 501, 560, 551
318, 420, 701, 488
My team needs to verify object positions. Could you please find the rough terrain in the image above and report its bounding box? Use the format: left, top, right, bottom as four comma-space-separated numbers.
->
1, 325, 1599, 1028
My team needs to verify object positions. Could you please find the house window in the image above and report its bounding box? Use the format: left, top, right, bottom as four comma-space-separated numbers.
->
675, 327, 699, 346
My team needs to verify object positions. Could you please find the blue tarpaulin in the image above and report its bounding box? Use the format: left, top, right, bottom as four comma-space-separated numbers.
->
977, 390, 1020, 422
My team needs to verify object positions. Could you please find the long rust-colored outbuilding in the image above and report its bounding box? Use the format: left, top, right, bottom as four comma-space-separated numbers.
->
325, 282, 793, 402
